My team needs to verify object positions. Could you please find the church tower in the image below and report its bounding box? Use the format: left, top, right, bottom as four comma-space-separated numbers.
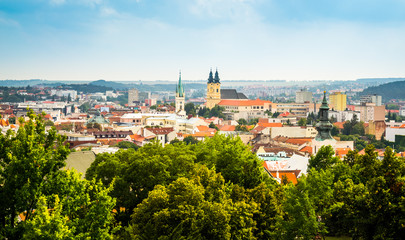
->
206, 68, 221, 109
315, 91, 334, 141
175, 71, 186, 116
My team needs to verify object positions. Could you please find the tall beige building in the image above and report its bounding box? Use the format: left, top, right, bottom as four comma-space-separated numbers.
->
128, 88, 139, 106
295, 89, 312, 103
329, 92, 347, 111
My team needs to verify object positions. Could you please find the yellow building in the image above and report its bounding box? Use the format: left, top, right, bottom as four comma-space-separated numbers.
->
206, 69, 221, 109
206, 69, 248, 109
329, 92, 347, 111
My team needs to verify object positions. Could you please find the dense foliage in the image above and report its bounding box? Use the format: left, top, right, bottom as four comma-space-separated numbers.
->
0, 111, 117, 239
1, 113, 405, 239
87, 137, 405, 239
361, 80, 405, 101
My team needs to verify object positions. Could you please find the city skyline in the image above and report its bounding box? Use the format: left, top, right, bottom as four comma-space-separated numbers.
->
1, 0, 405, 81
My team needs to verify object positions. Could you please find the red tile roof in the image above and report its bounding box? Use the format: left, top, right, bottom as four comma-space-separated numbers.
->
280, 112, 293, 117
146, 127, 175, 135
299, 146, 313, 155
217, 99, 271, 106
197, 125, 209, 132
130, 134, 145, 142
336, 148, 351, 157
334, 122, 345, 129
257, 122, 283, 128
220, 125, 236, 131
285, 138, 313, 145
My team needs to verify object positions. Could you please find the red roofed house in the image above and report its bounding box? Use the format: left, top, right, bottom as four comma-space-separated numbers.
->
143, 127, 176, 146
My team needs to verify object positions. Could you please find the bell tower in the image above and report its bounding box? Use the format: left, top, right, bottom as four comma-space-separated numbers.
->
175, 71, 186, 116
206, 68, 221, 109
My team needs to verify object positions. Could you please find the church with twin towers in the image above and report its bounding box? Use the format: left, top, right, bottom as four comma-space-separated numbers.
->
175, 69, 248, 115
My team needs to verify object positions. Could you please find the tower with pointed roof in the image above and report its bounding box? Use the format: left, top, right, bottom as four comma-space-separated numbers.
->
315, 91, 334, 141
175, 71, 186, 116
206, 68, 221, 109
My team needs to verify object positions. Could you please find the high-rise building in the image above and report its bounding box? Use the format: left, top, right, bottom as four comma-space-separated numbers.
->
175, 71, 186, 116
295, 89, 312, 103
329, 92, 347, 111
128, 88, 139, 106
360, 94, 382, 106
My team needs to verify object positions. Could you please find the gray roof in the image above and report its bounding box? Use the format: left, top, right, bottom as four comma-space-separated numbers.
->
220, 89, 248, 99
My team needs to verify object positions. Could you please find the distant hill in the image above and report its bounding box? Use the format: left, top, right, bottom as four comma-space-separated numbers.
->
361, 80, 405, 102
89, 80, 129, 90
356, 78, 405, 84
0, 79, 50, 87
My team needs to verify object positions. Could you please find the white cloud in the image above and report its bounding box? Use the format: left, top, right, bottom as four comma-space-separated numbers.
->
49, 0, 66, 5
189, 0, 260, 22
100, 6, 118, 17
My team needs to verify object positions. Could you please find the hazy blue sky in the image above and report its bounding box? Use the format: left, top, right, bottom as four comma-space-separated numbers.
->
1, 0, 405, 81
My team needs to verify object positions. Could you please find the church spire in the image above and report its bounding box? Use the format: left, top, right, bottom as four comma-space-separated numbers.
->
176, 70, 184, 97
214, 68, 220, 83
208, 68, 214, 83
315, 91, 333, 141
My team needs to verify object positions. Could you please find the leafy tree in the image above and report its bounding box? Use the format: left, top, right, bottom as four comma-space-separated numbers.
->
237, 118, 247, 125
115, 141, 139, 150
386, 103, 399, 110
209, 122, 219, 130
185, 102, 196, 116
44, 120, 54, 127
272, 112, 280, 118
193, 133, 270, 189
0, 111, 69, 239
248, 118, 259, 125
27, 170, 118, 239
277, 183, 319, 240
298, 118, 307, 126
79, 102, 91, 113
23, 196, 73, 239
149, 105, 157, 110
8, 116, 16, 124
331, 125, 339, 136
129, 167, 232, 240
308, 145, 340, 171
0, 110, 118, 239
86, 142, 197, 227
183, 135, 199, 145
235, 125, 249, 132
169, 138, 181, 144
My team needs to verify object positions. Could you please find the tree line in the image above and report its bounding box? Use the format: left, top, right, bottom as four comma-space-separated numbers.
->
0, 112, 404, 239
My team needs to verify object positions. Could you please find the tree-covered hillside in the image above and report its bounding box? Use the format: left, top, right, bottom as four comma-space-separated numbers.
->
361, 80, 405, 102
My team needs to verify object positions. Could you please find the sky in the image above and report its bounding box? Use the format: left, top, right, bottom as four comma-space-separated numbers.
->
1, 0, 405, 81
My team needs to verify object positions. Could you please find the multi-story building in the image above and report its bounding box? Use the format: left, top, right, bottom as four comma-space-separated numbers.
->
329, 110, 361, 122
50, 90, 77, 100
360, 94, 382, 106
329, 92, 347, 111
354, 103, 385, 122
219, 99, 272, 121
128, 88, 139, 106
272, 103, 309, 117
295, 89, 312, 103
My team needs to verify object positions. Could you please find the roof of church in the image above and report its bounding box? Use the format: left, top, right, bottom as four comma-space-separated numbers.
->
220, 89, 248, 99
